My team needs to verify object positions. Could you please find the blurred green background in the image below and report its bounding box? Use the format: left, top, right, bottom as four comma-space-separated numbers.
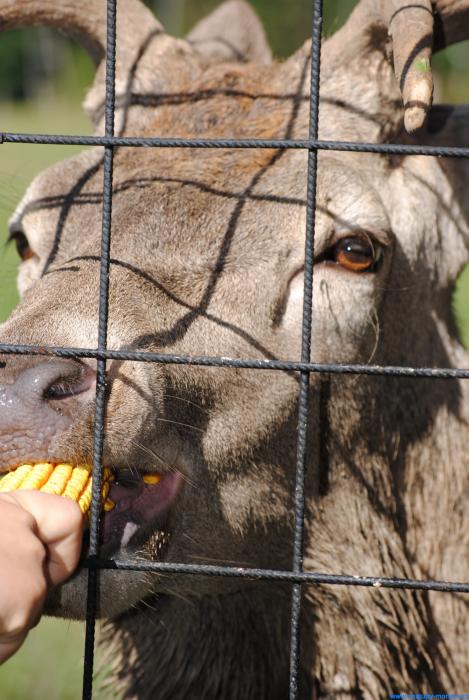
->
0, 2, 468, 698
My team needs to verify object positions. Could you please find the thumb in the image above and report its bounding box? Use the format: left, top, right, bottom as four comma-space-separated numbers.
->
4, 491, 84, 587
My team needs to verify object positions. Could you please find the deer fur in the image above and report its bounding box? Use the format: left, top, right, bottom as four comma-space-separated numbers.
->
0, 1, 468, 697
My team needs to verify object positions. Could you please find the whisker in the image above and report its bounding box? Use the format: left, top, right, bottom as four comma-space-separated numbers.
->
130, 439, 175, 470
182, 533, 253, 566
129, 438, 197, 488
182, 532, 199, 545
186, 553, 254, 567
155, 417, 204, 433
163, 392, 210, 415
129, 439, 174, 471
158, 586, 194, 605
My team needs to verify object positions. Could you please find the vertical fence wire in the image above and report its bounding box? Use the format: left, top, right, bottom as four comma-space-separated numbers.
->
82, 1, 117, 697
288, 1, 323, 697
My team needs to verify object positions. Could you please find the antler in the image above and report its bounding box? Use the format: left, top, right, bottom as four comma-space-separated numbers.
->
327, 0, 469, 133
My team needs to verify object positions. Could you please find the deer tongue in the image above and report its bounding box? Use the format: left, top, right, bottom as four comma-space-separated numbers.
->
100, 472, 182, 555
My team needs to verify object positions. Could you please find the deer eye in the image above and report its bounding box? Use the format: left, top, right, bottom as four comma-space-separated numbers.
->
8, 230, 34, 262
325, 234, 383, 273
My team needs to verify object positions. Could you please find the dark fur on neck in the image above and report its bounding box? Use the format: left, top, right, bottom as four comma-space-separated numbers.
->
101, 584, 314, 700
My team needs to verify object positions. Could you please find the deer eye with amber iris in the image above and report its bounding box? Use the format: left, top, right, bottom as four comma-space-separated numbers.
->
321, 234, 383, 273
8, 231, 34, 262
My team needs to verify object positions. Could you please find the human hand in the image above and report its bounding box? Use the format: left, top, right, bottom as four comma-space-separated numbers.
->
0, 491, 83, 662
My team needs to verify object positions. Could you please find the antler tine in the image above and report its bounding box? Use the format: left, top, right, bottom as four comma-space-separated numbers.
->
382, 1, 435, 134
326, 0, 469, 134
383, 0, 469, 133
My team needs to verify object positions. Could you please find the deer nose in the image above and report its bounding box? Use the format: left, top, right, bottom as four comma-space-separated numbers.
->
0, 360, 95, 469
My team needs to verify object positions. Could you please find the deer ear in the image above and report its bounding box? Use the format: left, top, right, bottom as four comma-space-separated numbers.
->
0, 0, 197, 134
424, 105, 469, 146
186, 0, 272, 65
420, 105, 469, 219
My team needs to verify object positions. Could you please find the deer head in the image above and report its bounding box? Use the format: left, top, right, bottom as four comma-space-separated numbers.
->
0, 1, 468, 697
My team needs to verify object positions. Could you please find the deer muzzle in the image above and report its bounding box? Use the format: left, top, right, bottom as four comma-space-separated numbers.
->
0, 359, 94, 469
0, 357, 184, 556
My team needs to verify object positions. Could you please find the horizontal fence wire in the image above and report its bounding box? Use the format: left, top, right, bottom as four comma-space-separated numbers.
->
1, 0, 469, 697
1, 132, 469, 158
84, 559, 469, 594
2, 343, 469, 379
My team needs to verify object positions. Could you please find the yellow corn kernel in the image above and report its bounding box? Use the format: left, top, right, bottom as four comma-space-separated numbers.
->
0, 464, 33, 492
103, 467, 114, 484
101, 479, 110, 502
142, 474, 161, 485
62, 465, 92, 502
41, 463, 73, 496
0, 462, 115, 515
77, 474, 93, 514
20, 462, 54, 490
75, 469, 112, 514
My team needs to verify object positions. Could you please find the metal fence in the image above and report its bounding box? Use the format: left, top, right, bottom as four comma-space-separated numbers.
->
1, 1, 469, 698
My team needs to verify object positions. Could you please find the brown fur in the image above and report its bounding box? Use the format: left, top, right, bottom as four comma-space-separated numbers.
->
0, 1, 468, 697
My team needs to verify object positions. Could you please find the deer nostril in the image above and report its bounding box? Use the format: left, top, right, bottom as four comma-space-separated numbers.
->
5, 359, 96, 405
42, 363, 95, 401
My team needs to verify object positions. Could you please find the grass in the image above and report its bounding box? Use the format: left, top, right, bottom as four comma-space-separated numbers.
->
0, 93, 91, 322
0, 618, 112, 700
0, 96, 108, 699
0, 619, 86, 700
454, 267, 469, 349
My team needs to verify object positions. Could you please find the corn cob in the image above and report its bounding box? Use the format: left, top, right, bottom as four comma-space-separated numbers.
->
0, 462, 116, 515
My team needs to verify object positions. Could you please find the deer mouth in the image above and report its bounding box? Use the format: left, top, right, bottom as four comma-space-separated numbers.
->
98, 469, 183, 558
0, 460, 183, 560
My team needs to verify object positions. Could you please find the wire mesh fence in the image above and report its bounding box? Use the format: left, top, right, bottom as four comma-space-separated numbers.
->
1, 0, 469, 698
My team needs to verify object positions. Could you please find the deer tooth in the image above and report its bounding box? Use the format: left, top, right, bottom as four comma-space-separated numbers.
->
142, 474, 162, 485
120, 522, 140, 548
